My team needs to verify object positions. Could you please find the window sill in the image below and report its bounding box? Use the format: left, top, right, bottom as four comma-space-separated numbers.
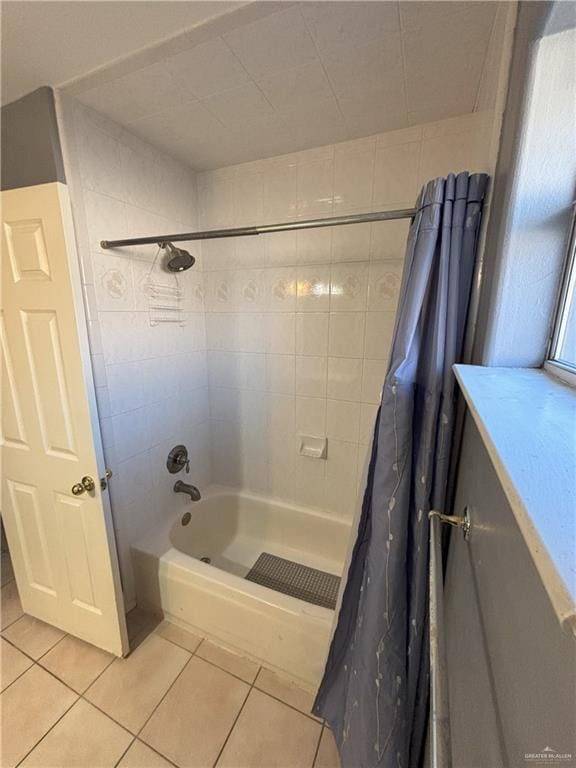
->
454, 364, 576, 635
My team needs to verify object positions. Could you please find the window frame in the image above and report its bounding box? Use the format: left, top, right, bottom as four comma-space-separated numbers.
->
545, 205, 576, 386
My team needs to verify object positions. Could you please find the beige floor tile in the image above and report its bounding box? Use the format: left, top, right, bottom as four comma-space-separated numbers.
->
117, 740, 175, 768
155, 620, 202, 653
255, 667, 319, 719
0, 664, 78, 768
1, 552, 14, 586
0, 580, 23, 630
196, 639, 259, 683
141, 655, 249, 767
1, 637, 33, 691
85, 633, 189, 734
217, 688, 321, 768
20, 698, 132, 767
2, 614, 66, 659
40, 633, 114, 692
314, 728, 341, 768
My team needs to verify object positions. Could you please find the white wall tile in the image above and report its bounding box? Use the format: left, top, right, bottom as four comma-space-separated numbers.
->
266, 230, 297, 266
331, 223, 371, 263
294, 454, 326, 509
269, 433, 296, 500
266, 354, 295, 394
325, 439, 359, 518
364, 311, 396, 361
367, 261, 403, 311
326, 400, 360, 442
297, 158, 334, 218
265, 267, 297, 312
296, 266, 331, 312
295, 356, 327, 398
262, 161, 298, 221
296, 228, 332, 265
296, 313, 329, 356
328, 312, 366, 358
359, 402, 379, 445
333, 149, 375, 212
327, 357, 363, 401
268, 393, 295, 435
373, 141, 421, 206
330, 263, 368, 312
195, 108, 492, 519
295, 396, 326, 436
64, 100, 209, 608
369, 219, 410, 261
266, 313, 296, 354
362, 359, 386, 404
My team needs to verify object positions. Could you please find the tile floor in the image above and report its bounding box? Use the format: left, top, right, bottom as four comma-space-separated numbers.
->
0, 554, 341, 768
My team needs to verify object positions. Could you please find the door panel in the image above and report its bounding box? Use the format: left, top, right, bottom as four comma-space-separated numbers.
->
1, 182, 128, 656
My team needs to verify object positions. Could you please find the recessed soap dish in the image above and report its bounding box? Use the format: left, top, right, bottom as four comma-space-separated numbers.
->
299, 435, 327, 459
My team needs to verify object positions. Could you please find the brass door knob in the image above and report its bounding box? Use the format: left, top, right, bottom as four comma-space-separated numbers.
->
71, 476, 96, 496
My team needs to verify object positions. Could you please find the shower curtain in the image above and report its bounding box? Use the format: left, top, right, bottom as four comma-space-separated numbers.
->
313, 172, 489, 768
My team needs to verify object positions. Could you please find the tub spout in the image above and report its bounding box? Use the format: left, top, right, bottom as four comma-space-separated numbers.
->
174, 480, 201, 501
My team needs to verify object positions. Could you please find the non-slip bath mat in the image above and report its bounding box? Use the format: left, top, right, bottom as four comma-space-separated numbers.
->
245, 552, 340, 609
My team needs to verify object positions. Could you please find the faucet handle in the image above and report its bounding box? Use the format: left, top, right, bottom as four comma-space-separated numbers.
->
167, 445, 190, 474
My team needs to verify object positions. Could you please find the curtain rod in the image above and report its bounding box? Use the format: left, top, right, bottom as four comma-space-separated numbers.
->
100, 207, 416, 249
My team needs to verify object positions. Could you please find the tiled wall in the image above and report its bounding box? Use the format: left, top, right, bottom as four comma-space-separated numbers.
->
198, 112, 494, 516
58, 95, 497, 601
58, 96, 209, 605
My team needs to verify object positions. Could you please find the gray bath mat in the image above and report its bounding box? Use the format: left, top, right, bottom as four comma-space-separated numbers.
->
245, 552, 340, 609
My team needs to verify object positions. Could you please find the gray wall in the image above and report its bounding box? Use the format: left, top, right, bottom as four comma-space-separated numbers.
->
472, 1, 576, 367
446, 418, 576, 766
1, 86, 65, 191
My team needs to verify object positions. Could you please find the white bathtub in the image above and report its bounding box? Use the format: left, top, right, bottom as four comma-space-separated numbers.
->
131, 488, 352, 686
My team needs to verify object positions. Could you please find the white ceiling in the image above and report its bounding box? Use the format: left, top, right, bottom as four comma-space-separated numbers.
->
3, 1, 499, 171
0, 1, 243, 105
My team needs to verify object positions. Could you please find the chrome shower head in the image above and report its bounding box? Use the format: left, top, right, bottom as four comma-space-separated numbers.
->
161, 242, 195, 272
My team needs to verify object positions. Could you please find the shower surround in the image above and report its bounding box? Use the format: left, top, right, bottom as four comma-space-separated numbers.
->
59, 93, 494, 614
198, 111, 494, 515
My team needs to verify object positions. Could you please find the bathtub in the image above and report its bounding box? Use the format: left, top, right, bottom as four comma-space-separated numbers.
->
131, 488, 352, 686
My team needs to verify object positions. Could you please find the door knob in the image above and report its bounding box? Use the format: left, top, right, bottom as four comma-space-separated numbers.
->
71, 476, 96, 495
100, 468, 113, 490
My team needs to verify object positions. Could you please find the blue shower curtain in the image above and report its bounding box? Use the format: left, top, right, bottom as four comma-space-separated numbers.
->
313, 172, 489, 768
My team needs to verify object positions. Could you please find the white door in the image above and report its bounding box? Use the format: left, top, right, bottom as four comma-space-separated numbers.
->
1, 181, 128, 656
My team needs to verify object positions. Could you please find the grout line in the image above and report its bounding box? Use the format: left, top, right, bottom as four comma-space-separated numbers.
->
35, 631, 68, 661
5, 626, 322, 767
0, 653, 34, 695
14, 670, 80, 768
211, 669, 258, 767
251, 684, 323, 726
157, 626, 322, 726
113, 736, 137, 768
134, 652, 195, 739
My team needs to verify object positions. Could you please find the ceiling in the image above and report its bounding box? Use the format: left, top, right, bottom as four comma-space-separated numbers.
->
2, 1, 499, 171
0, 1, 243, 105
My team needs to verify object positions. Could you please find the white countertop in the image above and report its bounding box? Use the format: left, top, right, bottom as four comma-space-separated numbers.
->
454, 365, 576, 633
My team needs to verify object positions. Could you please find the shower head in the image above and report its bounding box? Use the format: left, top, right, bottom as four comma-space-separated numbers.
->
161, 242, 195, 272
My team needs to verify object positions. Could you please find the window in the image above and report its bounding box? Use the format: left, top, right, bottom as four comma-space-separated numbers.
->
548, 208, 576, 378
